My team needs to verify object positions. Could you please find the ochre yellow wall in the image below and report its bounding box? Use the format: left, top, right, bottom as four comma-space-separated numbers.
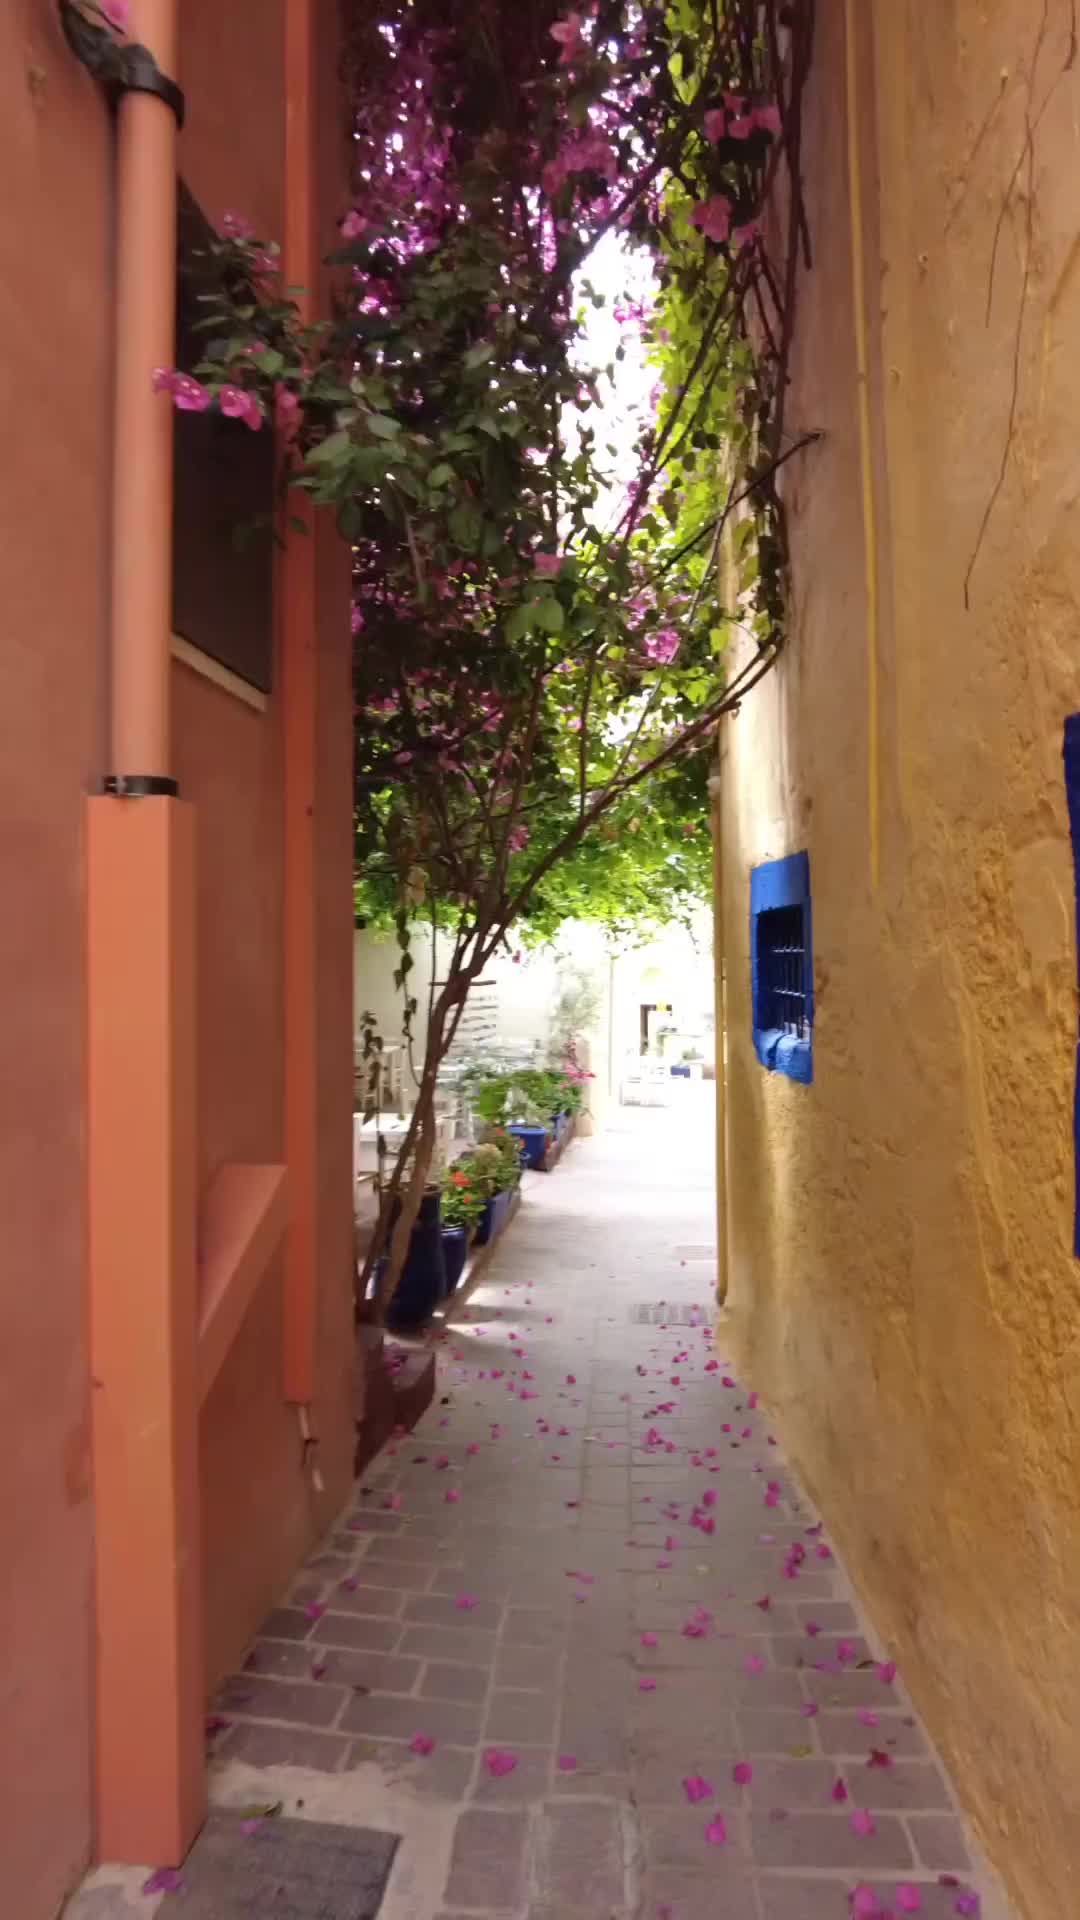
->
719, 4, 1080, 1915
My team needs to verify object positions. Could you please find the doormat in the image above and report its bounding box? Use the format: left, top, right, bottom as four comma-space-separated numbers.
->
631, 1302, 708, 1325
162, 1810, 399, 1918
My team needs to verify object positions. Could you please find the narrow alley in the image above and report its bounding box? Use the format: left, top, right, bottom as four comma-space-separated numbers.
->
77, 1105, 1012, 1920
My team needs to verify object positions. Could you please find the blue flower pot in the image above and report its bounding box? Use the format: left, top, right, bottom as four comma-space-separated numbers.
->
474, 1187, 514, 1246
509, 1124, 549, 1170
442, 1225, 469, 1296
383, 1187, 448, 1330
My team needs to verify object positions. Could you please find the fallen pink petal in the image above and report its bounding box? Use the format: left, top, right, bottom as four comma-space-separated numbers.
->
732, 1760, 753, 1785
896, 1887, 923, 1913
142, 1869, 186, 1895
851, 1808, 877, 1837
704, 1815, 728, 1846
557, 1753, 578, 1771
682, 1774, 715, 1804
409, 1733, 436, 1755
484, 1747, 519, 1777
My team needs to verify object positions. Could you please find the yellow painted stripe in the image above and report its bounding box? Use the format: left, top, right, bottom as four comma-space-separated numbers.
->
845, 0, 881, 890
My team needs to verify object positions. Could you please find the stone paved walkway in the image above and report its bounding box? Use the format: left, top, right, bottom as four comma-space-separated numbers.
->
72, 1094, 1015, 1920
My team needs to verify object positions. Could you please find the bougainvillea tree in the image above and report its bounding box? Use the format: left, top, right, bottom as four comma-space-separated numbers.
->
71, 0, 817, 1312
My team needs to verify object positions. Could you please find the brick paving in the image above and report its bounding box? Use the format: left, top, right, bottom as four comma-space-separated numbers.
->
189, 1095, 1012, 1919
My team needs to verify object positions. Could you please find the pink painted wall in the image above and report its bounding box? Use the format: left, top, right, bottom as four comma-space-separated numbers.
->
176, 0, 355, 1694
0, 0, 354, 1909
0, 4, 110, 1911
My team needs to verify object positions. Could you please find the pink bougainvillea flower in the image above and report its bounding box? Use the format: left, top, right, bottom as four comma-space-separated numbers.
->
639, 1676, 657, 1691
455, 1593, 479, 1610
879, 1661, 897, 1685
643, 627, 680, 666
534, 551, 564, 576
466, 1442, 481, 1455
831, 1777, 849, 1804
222, 210, 255, 240
557, 1753, 578, 1772
410, 1733, 436, 1755
435, 1455, 451, 1470
641, 1631, 659, 1648
142, 1868, 186, 1895
682, 1775, 714, 1805
837, 1640, 857, 1666
851, 1809, 877, 1838
801, 1702, 819, 1718
704, 1815, 728, 1846
171, 373, 213, 413
549, 10, 586, 64
383, 1492, 402, 1511
858, 1709, 880, 1727
303, 1601, 326, 1622
733, 221, 763, 251
445, 1487, 462, 1504
745, 1654, 766, 1675
100, 0, 131, 30
219, 385, 264, 431
704, 107, 726, 142
341, 209, 366, 240
755, 102, 783, 137
689, 194, 732, 244
732, 1761, 753, 1786
852, 1891, 879, 1919
484, 1747, 518, 1777
867, 1749, 893, 1770
953, 1895, 980, 1917
895, 1888, 923, 1913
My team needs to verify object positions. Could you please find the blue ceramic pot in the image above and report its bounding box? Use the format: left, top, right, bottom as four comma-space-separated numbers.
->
384, 1186, 448, 1330
509, 1123, 549, 1170
442, 1225, 469, 1295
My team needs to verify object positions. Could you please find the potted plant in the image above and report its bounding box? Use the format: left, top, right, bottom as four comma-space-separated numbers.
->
439, 1166, 487, 1293
453, 1133, 523, 1244
378, 1183, 448, 1331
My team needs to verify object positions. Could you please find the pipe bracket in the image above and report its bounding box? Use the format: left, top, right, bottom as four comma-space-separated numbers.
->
58, 4, 186, 127
110, 46, 186, 126
103, 775, 180, 799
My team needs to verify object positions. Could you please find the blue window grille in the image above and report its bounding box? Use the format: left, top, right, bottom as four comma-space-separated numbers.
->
751, 852, 813, 1084
1064, 718, 1080, 1255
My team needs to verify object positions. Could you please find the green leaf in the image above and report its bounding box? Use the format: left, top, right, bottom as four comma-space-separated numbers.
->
505, 603, 535, 644
366, 414, 401, 438
429, 463, 455, 488
306, 430, 352, 467
535, 597, 565, 635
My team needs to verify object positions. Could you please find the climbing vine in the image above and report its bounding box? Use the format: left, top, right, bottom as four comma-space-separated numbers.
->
68, 0, 817, 1314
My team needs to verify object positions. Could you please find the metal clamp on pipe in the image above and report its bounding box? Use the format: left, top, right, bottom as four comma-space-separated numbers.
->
58, 2, 186, 125
102, 776, 180, 799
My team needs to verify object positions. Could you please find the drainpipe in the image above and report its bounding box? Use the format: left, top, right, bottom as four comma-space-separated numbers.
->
77, 0, 206, 1867
109, 0, 180, 779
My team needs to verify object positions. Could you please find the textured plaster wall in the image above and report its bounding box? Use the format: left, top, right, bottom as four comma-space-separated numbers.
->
720, 3, 1080, 1915
0, 5, 111, 1910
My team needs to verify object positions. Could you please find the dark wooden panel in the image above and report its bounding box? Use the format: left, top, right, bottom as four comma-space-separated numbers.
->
172, 185, 275, 693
